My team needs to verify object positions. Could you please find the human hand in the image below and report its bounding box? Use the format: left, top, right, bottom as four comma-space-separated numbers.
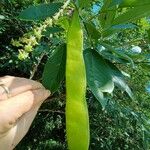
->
0, 76, 50, 150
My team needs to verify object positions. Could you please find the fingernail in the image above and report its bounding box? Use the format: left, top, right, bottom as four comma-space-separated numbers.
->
46, 90, 51, 96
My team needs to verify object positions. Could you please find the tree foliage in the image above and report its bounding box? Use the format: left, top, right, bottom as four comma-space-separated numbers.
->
0, 0, 150, 149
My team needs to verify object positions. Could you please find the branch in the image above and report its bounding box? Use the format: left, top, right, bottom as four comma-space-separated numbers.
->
38, 109, 65, 114
114, 61, 150, 65
30, 51, 47, 79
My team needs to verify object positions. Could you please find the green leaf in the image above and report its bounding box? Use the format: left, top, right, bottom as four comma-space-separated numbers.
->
102, 23, 136, 37
42, 44, 66, 93
113, 5, 150, 25
119, 0, 150, 7
84, 22, 101, 40
0, 15, 5, 20
108, 62, 134, 99
84, 49, 114, 108
84, 48, 134, 107
99, 0, 117, 29
19, 3, 63, 21
109, 0, 123, 7
111, 23, 136, 29
77, 0, 91, 8
99, 42, 135, 67
43, 26, 64, 36
100, 50, 129, 64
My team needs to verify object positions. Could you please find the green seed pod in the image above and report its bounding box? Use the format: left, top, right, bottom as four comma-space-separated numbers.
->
66, 10, 90, 150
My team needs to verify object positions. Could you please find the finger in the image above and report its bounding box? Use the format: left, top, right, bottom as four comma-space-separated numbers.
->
0, 106, 40, 150
12, 106, 40, 149
0, 89, 50, 134
0, 76, 44, 100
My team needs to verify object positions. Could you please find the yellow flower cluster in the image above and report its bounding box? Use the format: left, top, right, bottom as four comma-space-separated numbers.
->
11, 0, 70, 60
11, 18, 52, 60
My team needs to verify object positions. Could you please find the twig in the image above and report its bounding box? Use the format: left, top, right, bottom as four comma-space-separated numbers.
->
131, 61, 150, 64
38, 109, 65, 114
30, 51, 47, 79
118, 39, 148, 49
41, 93, 66, 104
114, 61, 150, 65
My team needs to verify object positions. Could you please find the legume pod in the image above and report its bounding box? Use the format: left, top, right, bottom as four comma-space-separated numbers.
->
66, 10, 90, 150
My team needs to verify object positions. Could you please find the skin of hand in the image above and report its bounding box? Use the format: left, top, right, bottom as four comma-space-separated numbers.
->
0, 76, 50, 150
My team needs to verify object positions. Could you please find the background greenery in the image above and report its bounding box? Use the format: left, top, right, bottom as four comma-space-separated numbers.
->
0, 0, 150, 149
